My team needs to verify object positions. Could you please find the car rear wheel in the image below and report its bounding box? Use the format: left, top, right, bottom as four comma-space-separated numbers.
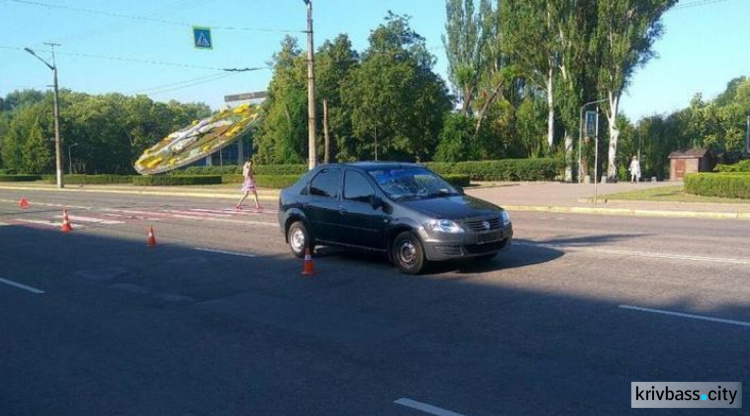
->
392, 231, 426, 275
288, 221, 312, 258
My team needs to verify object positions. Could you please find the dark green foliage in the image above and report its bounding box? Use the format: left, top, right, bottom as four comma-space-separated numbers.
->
47, 175, 137, 185
425, 158, 563, 181
441, 174, 471, 187
684, 173, 750, 199
0, 174, 41, 182
133, 175, 222, 186
254, 175, 303, 189
435, 114, 480, 162
715, 160, 750, 173
172, 164, 308, 176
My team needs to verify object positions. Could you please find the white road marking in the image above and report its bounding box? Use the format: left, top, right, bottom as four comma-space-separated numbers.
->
619, 305, 750, 328
0, 278, 45, 294
55, 214, 125, 225
0, 222, 9, 226
515, 242, 750, 265
193, 248, 257, 258
394, 398, 466, 416
101, 208, 277, 226
14, 219, 87, 229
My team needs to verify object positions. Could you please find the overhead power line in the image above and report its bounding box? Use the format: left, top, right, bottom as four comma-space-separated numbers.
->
673, 0, 728, 9
1, 45, 268, 72
9, 0, 304, 33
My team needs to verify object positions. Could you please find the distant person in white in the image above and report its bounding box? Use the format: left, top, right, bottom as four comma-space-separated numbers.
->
629, 156, 641, 184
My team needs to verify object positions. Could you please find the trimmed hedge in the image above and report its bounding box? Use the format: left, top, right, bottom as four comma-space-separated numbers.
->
442, 174, 471, 187
0, 174, 41, 182
222, 174, 302, 189
0, 169, 19, 175
424, 158, 563, 181
684, 173, 750, 199
133, 175, 222, 186
172, 164, 308, 176
715, 160, 750, 173
46, 174, 137, 185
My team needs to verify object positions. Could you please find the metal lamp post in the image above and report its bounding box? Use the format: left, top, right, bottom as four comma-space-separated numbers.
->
303, 0, 317, 170
68, 143, 78, 174
25, 44, 63, 188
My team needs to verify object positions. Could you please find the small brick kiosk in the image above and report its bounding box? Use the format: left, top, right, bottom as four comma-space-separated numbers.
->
668, 148, 713, 181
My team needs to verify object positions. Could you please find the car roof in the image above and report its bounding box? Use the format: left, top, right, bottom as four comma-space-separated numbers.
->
321, 161, 422, 172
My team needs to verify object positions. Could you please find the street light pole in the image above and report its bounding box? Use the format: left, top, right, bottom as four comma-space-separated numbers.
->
746, 113, 750, 154
303, 0, 317, 170
578, 98, 607, 183
25, 43, 64, 188
68, 143, 78, 174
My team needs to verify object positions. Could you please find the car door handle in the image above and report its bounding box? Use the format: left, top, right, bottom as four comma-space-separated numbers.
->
303, 203, 311, 208
339, 208, 348, 214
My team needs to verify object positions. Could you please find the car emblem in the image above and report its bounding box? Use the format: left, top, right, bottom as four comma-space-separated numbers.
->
482, 221, 491, 230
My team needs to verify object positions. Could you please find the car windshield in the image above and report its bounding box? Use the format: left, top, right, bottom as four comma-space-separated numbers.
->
368, 167, 459, 201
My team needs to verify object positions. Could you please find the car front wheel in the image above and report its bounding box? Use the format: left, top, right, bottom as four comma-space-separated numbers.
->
392, 231, 426, 275
288, 221, 312, 258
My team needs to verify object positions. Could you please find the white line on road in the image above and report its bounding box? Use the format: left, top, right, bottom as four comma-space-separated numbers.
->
14, 219, 87, 229
56, 214, 125, 225
193, 248, 257, 258
394, 398, 466, 416
0, 278, 45, 294
619, 305, 750, 328
515, 242, 750, 265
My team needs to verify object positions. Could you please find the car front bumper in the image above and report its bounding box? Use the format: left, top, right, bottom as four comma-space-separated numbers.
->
419, 223, 513, 261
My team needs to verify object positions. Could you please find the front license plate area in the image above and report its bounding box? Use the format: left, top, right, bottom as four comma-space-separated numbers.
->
476, 230, 503, 244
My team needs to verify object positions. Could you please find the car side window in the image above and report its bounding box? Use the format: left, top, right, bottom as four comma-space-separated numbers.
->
309, 169, 341, 198
344, 171, 375, 203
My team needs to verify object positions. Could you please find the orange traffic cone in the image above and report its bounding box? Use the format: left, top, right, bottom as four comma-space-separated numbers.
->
147, 227, 157, 247
18, 198, 30, 209
61, 209, 73, 233
301, 247, 316, 276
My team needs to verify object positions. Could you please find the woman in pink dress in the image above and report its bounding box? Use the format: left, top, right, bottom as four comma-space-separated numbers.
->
237, 158, 260, 210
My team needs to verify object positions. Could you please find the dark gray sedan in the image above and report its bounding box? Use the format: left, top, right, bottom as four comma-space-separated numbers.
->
278, 162, 513, 274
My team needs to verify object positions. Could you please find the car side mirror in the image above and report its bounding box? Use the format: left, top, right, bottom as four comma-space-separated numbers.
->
455, 186, 465, 195
369, 195, 383, 209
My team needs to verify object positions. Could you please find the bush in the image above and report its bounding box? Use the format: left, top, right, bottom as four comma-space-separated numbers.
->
133, 175, 222, 186
254, 164, 307, 176
0, 174, 41, 182
424, 158, 563, 181
171, 165, 242, 175
715, 160, 750, 172
434, 114, 480, 162
0, 169, 19, 175
46, 174, 136, 185
172, 164, 308, 176
442, 174, 471, 187
684, 173, 750, 199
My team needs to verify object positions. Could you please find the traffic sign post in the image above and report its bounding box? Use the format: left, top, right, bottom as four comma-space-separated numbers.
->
193, 26, 212, 50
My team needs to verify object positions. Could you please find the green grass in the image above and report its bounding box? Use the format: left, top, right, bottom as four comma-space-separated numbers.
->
603, 185, 750, 204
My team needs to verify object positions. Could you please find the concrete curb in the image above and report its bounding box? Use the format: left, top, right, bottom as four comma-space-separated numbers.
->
504, 205, 750, 220
0, 185, 280, 201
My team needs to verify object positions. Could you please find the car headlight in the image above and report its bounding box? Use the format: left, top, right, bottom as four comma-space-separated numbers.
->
500, 211, 510, 225
425, 219, 464, 233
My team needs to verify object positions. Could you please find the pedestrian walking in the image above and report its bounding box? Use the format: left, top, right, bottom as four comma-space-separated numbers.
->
237, 158, 260, 210
629, 156, 641, 184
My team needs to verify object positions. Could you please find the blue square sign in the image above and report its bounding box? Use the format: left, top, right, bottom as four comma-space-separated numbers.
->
193, 26, 212, 50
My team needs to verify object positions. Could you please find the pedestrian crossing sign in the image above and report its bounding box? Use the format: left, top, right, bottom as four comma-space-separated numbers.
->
193, 26, 212, 50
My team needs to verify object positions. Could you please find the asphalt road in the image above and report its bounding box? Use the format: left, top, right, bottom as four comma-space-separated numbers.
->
1, 189, 749, 415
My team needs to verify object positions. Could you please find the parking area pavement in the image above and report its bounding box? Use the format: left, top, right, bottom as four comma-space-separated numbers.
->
1, 189, 749, 415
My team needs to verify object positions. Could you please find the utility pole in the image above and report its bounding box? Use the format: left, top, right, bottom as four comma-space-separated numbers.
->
594, 106, 600, 204
746, 113, 750, 153
303, 0, 317, 170
323, 99, 330, 164
25, 43, 63, 188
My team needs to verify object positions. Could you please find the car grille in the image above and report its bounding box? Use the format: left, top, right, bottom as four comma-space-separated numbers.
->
462, 217, 503, 232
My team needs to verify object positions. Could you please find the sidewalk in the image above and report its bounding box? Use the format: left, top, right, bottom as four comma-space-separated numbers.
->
467, 182, 750, 220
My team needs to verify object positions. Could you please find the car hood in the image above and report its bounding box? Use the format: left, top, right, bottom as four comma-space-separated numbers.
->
400, 195, 504, 220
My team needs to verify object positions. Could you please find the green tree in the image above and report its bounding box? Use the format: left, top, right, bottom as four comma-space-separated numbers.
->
22, 118, 52, 174
435, 114, 480, 162
343, 13, 451, 161
593, 0, 678, 181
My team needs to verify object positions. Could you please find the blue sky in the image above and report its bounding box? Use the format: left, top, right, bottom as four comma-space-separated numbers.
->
1, 0, 748, 121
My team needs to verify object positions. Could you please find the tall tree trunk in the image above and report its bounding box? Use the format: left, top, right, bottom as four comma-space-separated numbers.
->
475, 81, 503, 135
564, 131, 573, 182
606, 92, 620, 181
323, 99, 330, 164
546, 70, 555, 149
